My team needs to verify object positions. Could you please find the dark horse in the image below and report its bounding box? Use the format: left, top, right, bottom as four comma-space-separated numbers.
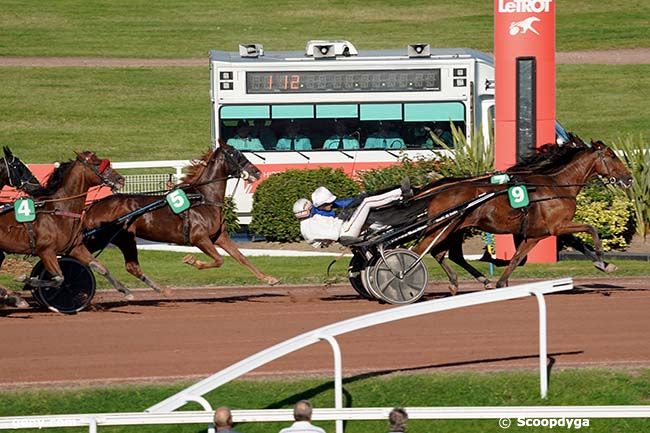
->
411, 138, 633, 290
0, 147, 42, 196
0, 151, 127, 308
82, 142, 279, 293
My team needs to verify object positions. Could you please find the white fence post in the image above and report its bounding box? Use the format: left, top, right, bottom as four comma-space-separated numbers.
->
320, 336, 344, 433
533, 291, 549, 399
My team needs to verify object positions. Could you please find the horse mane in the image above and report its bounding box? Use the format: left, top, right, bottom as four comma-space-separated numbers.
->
181, 148, 217, 185
30, 161, 75, 197
506, 141, 589, 174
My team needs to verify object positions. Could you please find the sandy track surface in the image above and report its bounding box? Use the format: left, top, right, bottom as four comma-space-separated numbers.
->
0, 48, 648, 67
1, 277, 648, 389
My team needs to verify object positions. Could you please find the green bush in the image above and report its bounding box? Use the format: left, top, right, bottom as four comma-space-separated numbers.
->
436, 124, 495, 177
611, 134, 650, 239
573, 182, 636, 251
359, 156, 443, 192
250, 168, 360, 242
222, 195, 240, 235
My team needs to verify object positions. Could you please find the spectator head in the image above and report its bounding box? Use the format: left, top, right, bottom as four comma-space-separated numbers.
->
334, 120, 347, 136
293, 400, 313, 422
388, 407, 408, 432
237, 120, 251, 137
213, 406, 233, 430
286, 120, 300, 137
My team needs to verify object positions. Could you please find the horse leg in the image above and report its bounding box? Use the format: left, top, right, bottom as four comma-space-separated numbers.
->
558, 233, 615, 272
0, 251, 29, 308
112, 232, 173, 296
447, 238, 493, 289
68, 245, 134, 300
182, 237, 225, 270
214, 232, 280, 285
555, 222, 616, 272
433, 250, 459, 295
496, 238, 542, 288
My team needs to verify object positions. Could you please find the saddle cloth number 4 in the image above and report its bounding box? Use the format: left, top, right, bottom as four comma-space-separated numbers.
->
508, 185, 529, 209
166, 190, 190, 214
14, 198, 36, 222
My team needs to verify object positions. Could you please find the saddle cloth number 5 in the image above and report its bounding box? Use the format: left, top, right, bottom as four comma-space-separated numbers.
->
166, 190, 191, 214
508, 185, 529, 209
14, 198, 36, 223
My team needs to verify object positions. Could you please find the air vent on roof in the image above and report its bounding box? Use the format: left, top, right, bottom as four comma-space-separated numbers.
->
305, 40, 358, 58
239, 44, 264, 58
408, 43, 431, 58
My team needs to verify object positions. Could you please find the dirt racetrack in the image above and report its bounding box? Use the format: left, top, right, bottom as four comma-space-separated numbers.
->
1, 277, 649, 389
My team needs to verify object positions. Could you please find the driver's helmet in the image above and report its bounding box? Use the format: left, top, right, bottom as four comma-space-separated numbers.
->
312, 186, 337, 207
293, 198, 312, 219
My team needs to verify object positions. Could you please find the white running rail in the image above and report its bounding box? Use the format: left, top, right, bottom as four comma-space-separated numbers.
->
1, 406, 649, 431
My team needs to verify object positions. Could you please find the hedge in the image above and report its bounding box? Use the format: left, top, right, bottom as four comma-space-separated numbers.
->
250, 168, 360, 242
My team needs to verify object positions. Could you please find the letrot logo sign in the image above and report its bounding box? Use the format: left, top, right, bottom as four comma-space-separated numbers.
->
509, 17, 541, 35
498, 0, 552, 13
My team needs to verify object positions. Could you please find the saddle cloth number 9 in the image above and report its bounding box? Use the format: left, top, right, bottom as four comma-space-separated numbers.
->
166, 190, 191, 214
508, 185, 529, 209
14, 198, 36, 223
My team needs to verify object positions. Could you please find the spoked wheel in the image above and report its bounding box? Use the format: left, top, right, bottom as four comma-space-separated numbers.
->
28, 257, 96, 314
348, 251, 373, 300
370, 249, 428, 305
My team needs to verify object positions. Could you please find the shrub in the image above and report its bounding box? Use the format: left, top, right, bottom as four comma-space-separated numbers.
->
610, 134, 649, 239
222, 195, 240, 235
359, 156, 443, 192
250, 168, 360, 242
572, 181, 636, 251
436, 124, 495, 177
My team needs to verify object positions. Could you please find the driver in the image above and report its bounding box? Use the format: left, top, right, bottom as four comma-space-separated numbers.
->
293, 179, 412, 247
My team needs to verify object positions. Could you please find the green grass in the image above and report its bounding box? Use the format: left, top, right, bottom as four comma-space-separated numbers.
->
1, 65, 649, 163
1, 248, 649, 292
1, 0, 648, 58
1, 370, 649, 433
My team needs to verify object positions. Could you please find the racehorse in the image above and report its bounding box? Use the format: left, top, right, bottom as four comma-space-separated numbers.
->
82, 141, 280, 293
411, 138, 633, 290
0, 151, 126, 308
0, 147, 43, 306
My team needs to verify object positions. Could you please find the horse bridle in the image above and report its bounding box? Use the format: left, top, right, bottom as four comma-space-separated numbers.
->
594, 147, 619, 185
75, 153, 120, 190
219, 146, 256, 181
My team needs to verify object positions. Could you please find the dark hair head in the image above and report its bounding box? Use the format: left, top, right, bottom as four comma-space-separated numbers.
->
388, 407, 408, 432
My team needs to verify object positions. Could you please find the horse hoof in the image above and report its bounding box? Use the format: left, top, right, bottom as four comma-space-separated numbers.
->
484, 281, 494, 290
265, 276, 281, 286
593, 261, 617, 273
162, 287, 174, 297
604, 263, 618, 273
15, 274, 27, 283
448, 285, 458, 296
182, 255, 196, 265
124, 293, 134, 301
5, 296, 29, 309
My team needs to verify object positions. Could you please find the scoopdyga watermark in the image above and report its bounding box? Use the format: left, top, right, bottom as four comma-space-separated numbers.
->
499, 417, 590, 429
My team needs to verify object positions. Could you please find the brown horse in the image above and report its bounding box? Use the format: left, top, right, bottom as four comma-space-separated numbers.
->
82, 142, 279, 293
412, 138, 633, 290
0, 151, 126, 308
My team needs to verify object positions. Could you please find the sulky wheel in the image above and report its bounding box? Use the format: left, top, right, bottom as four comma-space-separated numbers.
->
370, 249, 428, 305
347, 251, 373, 300
29, 257, 96, 314
361, 256, 384, 301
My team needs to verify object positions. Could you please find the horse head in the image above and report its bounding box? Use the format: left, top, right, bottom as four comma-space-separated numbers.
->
589, 140, 633, 189
2, 146, 42, 194
74, 151, 125, 191
217, 139, 261, 182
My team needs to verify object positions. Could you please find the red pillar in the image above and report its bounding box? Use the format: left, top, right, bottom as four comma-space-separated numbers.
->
494, 0, 557, 262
